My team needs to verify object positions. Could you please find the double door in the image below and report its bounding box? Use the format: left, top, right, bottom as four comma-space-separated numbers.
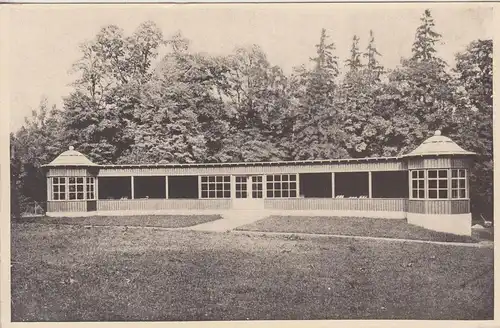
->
233, 175, 264, 210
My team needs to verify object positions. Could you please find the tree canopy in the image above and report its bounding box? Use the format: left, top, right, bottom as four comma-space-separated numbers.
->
11, 10, 493, 221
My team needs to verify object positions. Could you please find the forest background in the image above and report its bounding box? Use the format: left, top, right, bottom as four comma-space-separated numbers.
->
10, 9, 493, 220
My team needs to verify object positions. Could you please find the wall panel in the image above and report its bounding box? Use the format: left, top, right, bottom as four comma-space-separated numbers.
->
97, 199, 231, 211
47, 201, 87, 212
408, 199, 470, 214
47, 168, 89, 177
264, 198, 406, 212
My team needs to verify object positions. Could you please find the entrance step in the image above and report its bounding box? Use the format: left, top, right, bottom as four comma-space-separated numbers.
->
184, 210, 269, 232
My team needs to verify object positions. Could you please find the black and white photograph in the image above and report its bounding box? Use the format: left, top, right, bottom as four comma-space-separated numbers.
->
4, 2, 495, 323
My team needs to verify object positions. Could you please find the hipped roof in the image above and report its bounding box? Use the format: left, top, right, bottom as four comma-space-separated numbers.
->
45, 146, 98, 167
402, 130, 476, 158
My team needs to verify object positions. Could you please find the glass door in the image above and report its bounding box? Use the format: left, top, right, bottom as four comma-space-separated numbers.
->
232, 175, 264, 210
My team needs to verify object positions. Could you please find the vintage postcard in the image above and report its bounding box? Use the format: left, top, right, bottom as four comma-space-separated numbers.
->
2, 2, 496, 326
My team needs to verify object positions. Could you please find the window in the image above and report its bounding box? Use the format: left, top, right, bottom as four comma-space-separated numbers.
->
68, 177, 85, 200
410, 170, 425, 199
86, 177, 96, 200
428, 169, 448, 199
235, 176, 247, 199
52, 177, 66, 200
266, 174, 297, 198
201, 175, 230, 199
451, 169, 467, 199
52, 176, 97, 201
251, 176, 263, 198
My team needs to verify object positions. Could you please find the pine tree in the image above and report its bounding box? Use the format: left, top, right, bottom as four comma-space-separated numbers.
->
345, 35, 362, 72
340, 31, 387, 158
292, 29, 347, 160
363, 30, 383, 79
411, 9, 443, 63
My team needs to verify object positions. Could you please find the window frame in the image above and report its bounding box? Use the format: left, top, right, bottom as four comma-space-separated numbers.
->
68, 177, 85, 200
200, 175, 231, 199
410, 170, 426, 199
451, 169, 468, 199
51, 176, 96, 201
427, 169, 449, 199
265, 174, 298, 198
410, 169, 469, 200
251, 176, 263, 199
235, 176, 248, 199
51, 177, 67, 201
86, 177, 96, 200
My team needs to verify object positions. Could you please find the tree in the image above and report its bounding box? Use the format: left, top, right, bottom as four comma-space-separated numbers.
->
65, 21, 165, 164
363, 30, 384, 80
11, 98, 65, 214
339, 71, 390, 158
126, 21, 165, 85
411, 9, 443, 64
118, 78, 208, 164
449, 39, 493, 219
292, 29, 348, 160
340, 30, 389, 158
345, 35, 362, 72
120, 34, 231, 164
370, 10, 453, 157
220, 45, 292, 162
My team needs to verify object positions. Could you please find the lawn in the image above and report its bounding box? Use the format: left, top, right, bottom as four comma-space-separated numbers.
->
237, 216, 487, 243
11, 223, 493, 321
15, 214, 221, 228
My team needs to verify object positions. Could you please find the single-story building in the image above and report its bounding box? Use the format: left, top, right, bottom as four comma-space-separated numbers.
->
42, 130, 475, 236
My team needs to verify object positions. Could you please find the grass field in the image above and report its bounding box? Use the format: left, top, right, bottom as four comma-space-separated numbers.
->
237, 216, 489, 243
15, 214, 221, 228
11, 222, 493, 321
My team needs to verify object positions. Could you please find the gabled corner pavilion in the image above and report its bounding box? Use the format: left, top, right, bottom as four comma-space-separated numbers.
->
43, 130, 476, 236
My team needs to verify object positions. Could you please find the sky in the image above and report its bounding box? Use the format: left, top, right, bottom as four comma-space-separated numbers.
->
4, 3, 494, 132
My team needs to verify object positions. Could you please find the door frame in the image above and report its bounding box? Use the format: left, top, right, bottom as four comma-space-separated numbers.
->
232, 174, 265, 210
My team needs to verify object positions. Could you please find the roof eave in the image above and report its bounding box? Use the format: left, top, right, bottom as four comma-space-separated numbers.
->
401, 152, 476, 158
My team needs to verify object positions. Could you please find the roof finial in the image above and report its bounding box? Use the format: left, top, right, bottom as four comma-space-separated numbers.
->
69, 145, 75, 151
434, 130, 441, 136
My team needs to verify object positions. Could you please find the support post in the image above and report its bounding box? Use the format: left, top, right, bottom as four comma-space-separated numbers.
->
198, 176, 202, 199
47, 177, 51, 201
408, 170, 412, 199
466, 169, 469, 198
165, 176, 169, 199
95, 177, 99, 200
83, 176, 87, 200
248, 176, 253, 199
332, 172, 335, 198
447, 168, 451, 200
231, 175, 236, 199
131, 176, 135, 200
263, 175, 267, 199
296, 173, 300, 198
368, 171, 372, 198
424, 170, 428, 199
